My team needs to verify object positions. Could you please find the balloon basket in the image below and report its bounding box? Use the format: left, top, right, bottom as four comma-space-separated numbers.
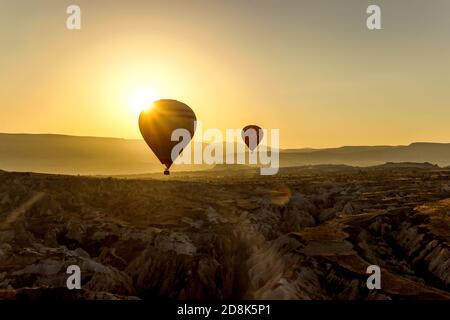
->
164, 169, 170, 175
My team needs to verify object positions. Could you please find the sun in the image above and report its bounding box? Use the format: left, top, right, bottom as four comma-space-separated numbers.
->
128, 88, 158, 115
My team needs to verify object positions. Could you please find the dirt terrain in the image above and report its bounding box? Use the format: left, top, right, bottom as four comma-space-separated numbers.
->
0, 165, 449, 300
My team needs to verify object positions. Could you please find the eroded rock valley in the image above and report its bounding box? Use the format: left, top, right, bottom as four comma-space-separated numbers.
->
0, 166, 449, 300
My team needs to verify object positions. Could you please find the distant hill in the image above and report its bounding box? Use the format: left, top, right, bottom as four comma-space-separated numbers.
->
1, 133, 450, 175
0, 133, 159, 175
281, 142, 450, 167
369, 162, 440, 170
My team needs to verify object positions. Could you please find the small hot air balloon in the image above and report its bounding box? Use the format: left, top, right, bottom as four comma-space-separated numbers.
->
139, 99, 196, 175
242, 125, 263, 151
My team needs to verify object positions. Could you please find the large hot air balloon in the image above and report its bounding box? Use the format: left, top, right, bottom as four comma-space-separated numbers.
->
242, 125, 263, 151
139, 99, 196, 175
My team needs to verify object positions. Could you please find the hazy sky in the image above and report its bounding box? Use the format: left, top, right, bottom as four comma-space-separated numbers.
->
1, 0, 450, 148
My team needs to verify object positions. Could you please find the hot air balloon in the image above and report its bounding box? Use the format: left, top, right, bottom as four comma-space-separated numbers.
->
242, 125, 263, 151
139, 99, 196, 175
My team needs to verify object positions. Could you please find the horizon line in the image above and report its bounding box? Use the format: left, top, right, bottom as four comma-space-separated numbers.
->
1, 131, 450, 150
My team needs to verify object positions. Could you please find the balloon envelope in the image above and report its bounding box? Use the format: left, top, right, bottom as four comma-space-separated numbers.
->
242, 125, 263, 151
139, 99, 196, 173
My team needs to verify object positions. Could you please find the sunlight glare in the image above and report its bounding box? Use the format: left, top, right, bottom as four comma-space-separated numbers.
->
129, 88, 158, 115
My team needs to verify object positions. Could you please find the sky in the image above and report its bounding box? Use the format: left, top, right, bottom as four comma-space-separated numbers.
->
1, 0, 450, 148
